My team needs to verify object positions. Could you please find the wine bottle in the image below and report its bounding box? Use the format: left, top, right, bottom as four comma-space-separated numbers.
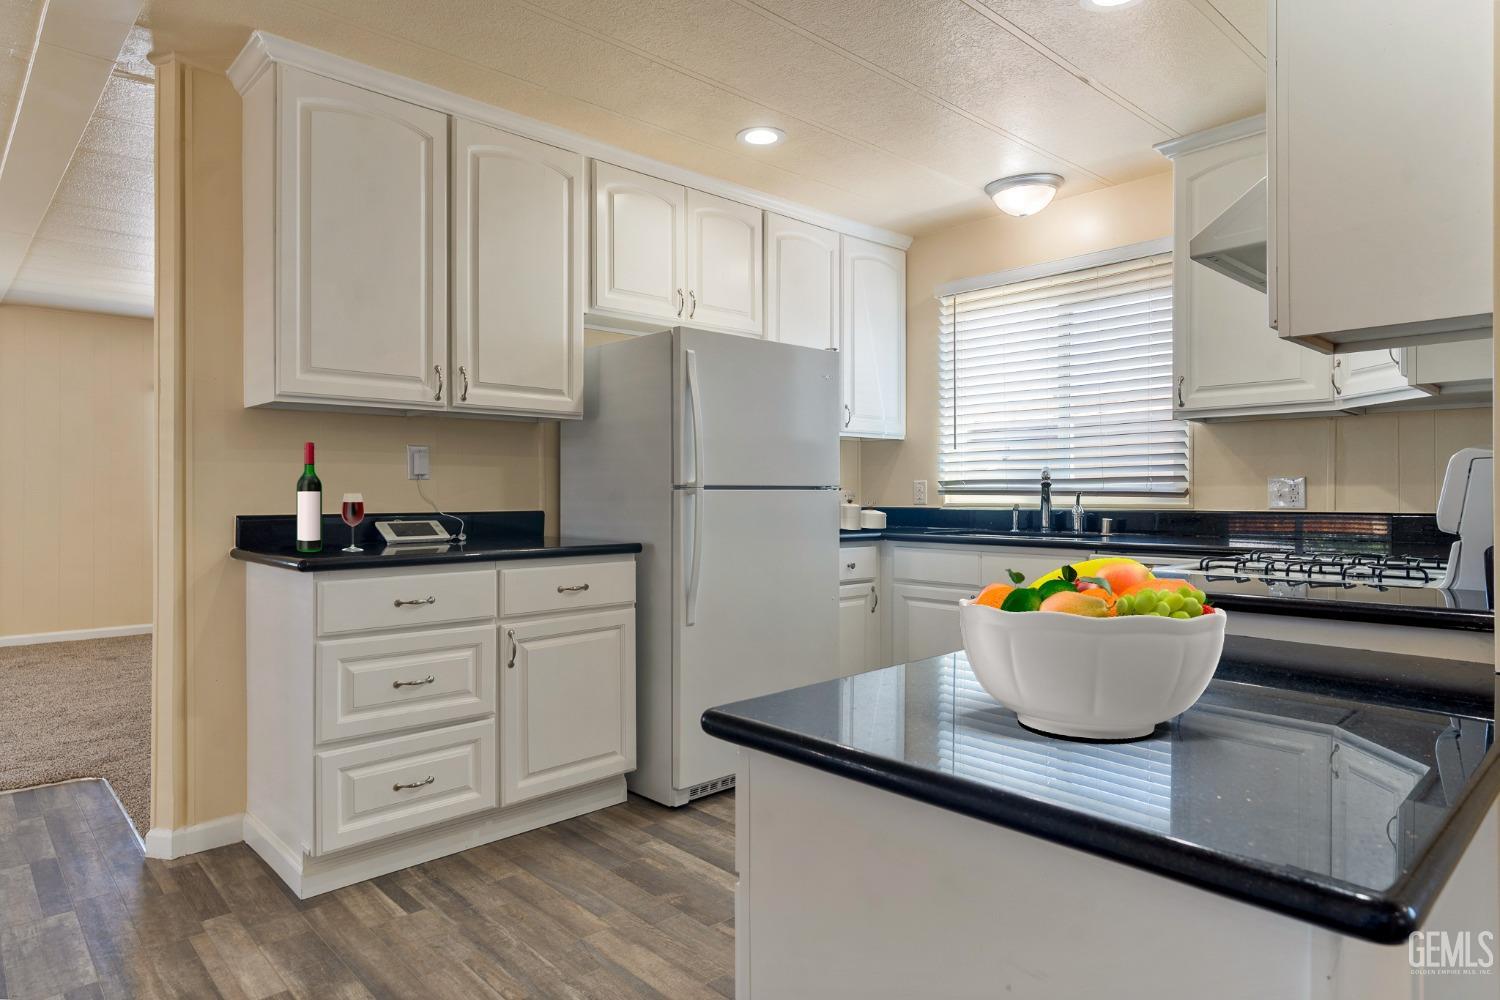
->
296, 442, 323, 553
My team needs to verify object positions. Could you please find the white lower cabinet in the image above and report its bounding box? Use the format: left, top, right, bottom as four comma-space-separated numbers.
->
1330, 739, 1425, 888
891, 583, 976, 664
838, 544, 883, 675
501, 609, 635, 804
245, 555, 636, 898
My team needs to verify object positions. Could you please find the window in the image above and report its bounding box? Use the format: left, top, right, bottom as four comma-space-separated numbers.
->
938, 240, 1188, 500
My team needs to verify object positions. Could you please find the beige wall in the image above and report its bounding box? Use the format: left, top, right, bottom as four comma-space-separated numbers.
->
856, 171, 1492, 511
0, 305, 153, 636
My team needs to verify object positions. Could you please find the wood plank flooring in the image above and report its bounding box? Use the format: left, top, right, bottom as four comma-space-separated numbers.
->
0, 780, 737, 999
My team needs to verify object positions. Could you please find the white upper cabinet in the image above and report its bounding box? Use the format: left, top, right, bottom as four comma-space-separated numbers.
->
1164, 122, 1330, 418
841, 235, 906, 439
452, 119, 584, 417
766, 213, 840, 351
591, 161, 688, 326
685, 190, 763, 337
1269, 0, 1492, 352
245, 66, 448, 409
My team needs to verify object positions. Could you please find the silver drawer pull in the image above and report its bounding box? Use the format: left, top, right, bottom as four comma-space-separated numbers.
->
846, 561, 856, 570
392, 776, 435, 792
393, 596, 436, 608
556, 583, 590, 594
391, 675, 435, 689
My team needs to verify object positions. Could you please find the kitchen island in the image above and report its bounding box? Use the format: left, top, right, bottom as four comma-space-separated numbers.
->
704, 637, 1500, 1000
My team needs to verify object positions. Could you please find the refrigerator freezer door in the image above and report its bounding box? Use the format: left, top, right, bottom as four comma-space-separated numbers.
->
673, 487, 840, 792
674, 328, 840, 488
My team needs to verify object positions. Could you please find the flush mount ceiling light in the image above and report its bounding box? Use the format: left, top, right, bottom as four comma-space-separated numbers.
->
984, 173, 1064, 217
1081, 0, 1145, 10
737, 126, 785, 146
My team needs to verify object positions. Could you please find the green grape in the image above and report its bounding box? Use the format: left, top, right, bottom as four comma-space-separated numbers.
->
1154, 606, 1172, 617
1134, 592, 1158, 613
1181, 599, 1202, 617
1116, 595, 1134, 615
1191, 589, 1207, 604
1161, 592, 1184, 612
1170, 610, 1191, 620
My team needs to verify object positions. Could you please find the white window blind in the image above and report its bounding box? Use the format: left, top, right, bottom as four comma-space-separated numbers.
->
938, 248, 1188, 498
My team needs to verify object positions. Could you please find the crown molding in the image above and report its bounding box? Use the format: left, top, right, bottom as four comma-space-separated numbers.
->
1154, 114, 1267, 160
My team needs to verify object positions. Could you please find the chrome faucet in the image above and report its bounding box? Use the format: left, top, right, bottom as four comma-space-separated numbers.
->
1039, 467, 1052, 533
1011, 503, 1021, 532
1071, 492, 1085, 534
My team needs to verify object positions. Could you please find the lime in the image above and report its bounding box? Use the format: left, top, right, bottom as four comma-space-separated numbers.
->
1000, 588, 1043, 612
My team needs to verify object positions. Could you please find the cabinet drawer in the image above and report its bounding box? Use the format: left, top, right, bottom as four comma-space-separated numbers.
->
317, 569, 496, 636
314, 719, 496, 855
500, 558, 634, 617
892, 546, 981, 586
315, 625, 496, 744
839, 544, 878, 583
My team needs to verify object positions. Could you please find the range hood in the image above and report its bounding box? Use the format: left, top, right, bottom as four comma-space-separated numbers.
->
1189, 176, 1267, 292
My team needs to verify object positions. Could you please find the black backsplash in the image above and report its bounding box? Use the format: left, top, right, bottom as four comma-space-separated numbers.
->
235, 510, 545, 550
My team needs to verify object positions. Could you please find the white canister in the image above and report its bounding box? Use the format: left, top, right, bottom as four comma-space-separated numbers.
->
840, 502, 862, 530
860, 509, 887, 530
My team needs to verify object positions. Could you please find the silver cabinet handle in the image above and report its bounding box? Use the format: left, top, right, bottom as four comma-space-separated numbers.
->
1331, 357, 1343, 395
1330, 743, 1341, 778
556, 583, 590, 593
675, 288, 685, 317
392, 776, 435, 792
1176, 375, 1184, 407
688, 290, 697, 318
506, 628, 517, 669
846, 561, 856, 570
843, 403, 852, 428
434, 364, 444, 401
392, 675, 435, 689
1386, 814, 1398, 848
870, 585, 878, 612
393, 596, 436, 608
459, 365, 469, 402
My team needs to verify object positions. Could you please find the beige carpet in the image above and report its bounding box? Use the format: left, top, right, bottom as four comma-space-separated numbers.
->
0, 633, 151, 833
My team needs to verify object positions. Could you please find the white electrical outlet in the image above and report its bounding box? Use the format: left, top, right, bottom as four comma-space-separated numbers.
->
913, 479, 929, 506
407, 445, 431, 481
1268, 476, 1306, 509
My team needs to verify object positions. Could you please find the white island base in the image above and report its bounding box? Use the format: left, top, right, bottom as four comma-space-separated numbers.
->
734, 750, 1499, 1000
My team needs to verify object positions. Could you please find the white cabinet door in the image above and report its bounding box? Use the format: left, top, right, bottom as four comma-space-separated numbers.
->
1333, 349, 1424, 408
273, 66, 448, 407
891, 583, 974, 664
766, 214, 839, 350
1330, 740, 1425, 889
838, 581, 880, 676
841, 235, 906, 439
1270, 0, 1492, 351
501, 609, 636, 805
592, 161, 687, 324
1168, 127, 1329, 415
1408, 337, 1495, 396
685, 190, 763, 336
451, 120, 584, 416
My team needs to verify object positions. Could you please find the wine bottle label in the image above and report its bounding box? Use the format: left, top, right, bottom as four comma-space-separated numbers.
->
297, 491, 321, 541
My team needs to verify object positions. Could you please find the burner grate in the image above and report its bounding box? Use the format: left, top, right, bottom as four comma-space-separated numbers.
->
1193, 549, 1447, 586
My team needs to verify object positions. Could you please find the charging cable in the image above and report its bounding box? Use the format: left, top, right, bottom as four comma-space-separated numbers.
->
415, 478, 467, 544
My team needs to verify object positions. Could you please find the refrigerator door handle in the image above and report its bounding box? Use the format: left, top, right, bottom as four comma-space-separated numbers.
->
685, 489, 703, 626
684, 348, 705, 488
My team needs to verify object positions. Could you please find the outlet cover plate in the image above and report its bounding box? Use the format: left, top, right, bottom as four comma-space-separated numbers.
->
407, 445, 431, 481
913, 480, 929, 505
1269, 476, 1306, 509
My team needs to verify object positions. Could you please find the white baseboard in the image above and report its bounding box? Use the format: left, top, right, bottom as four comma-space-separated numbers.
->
0, 624, 153, 648
143, 813, 245, 859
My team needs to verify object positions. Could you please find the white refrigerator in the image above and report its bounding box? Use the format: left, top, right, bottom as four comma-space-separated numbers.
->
561, 328, 841, 806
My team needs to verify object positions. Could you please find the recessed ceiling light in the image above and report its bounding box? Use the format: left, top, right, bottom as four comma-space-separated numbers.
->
1081, 0, 1144, 10
737, 126, 784, 146
984, 173, 1064, 217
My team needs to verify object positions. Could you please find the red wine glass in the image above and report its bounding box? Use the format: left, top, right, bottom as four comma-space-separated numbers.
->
341, 493, 365, 552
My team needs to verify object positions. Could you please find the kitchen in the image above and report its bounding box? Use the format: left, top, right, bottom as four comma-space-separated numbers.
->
0, 0, 1496, 998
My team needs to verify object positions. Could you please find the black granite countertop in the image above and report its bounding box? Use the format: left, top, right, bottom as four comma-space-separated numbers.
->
702, 637, 1500, 944
231, 511, 641, 571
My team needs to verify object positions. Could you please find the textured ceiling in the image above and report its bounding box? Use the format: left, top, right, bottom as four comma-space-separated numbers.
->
4, 25, 154, 317
142, 0, 1266, 235
0, 0, 45, 146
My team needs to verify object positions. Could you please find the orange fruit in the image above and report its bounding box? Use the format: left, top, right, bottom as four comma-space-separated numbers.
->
1078, 585, 1116, 609
974, 583, 1014, 609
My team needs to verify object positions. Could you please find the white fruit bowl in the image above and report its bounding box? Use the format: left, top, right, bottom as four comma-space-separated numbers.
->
958, 602, 1228, 740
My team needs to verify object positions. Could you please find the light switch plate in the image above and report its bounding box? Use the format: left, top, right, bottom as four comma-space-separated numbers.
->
913, 480, 928, 505
1268, 476, 1306, 509
407, 444, 431, 481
